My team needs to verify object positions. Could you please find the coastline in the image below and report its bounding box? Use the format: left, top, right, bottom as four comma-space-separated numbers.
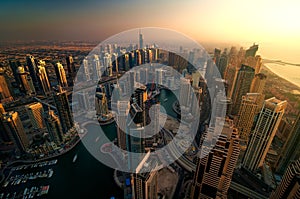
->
263, 63, 300, 89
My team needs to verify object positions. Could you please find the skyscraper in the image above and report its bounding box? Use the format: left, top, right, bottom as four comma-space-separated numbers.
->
191, 118, 240, 199
26, 102, 45, 129
0, 67, 13, 102
245, 43, 258, 58
139, 30, 144, 49
17, 66, 36, 96
116, 101, 130, 150
37, 60, 51, 96
131, 152, 159, 199
26, 54, 39, 90
235, 93, 262, 145
270, 158, 300, 199
2, 111, 29, 153
242, 97, 287, 172
155, 69, 164, 86
275, 112, 300, 174
66, 55, 76, 81
54, 62, 68, 88
83, 58, 91, 81
95, 92, 109, 117
230, 64, 255, 115
44, 109, 64, 144
53, 86, 74, 133
179, 78, 192, 108
250, 73, 267, 94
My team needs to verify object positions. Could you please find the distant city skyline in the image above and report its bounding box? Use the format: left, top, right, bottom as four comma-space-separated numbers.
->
0, 0, 300, 63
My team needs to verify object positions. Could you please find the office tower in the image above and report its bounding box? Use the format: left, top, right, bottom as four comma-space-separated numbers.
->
250, 73, 267, 94
128, 125, 145, 170
54, 62, 68, 88
205, 59, 215, 87
191, 118, 240, 199
112, 53, 119, 74
17, 66, 36, 96
9, 59, 21, 86
66, 55, 76, 79
0, 67, 13, 102
212, 90, 231, 122
179, 78, 192, 108
139, 30, 144, 49
53, 86, 74, 133
95, 92, 109, 116
191, 87, 203, 117
192, 71, 201, 88
116, 101, 130, 150
44, 110, 64, 144
235, 93, 262, 145
129, 71, 135, 95
242, 97, 287, 172
217, 50, 228, 78
131, 153, 159, 199
26, 54, 39, 90
0, 103, 10, 143
37, 60, 51, 96
213, 48, 221, 66
83, 58, 91, 81
245, 43, 258, 58
103, 53, 113, 76
230, 64, 255, 115
26, 102, 45, 129
270, 158, 300, 199
2, 111, 29, 153
254, 55, 262, 74
132, 86, 147, 111
275, 113, 300, 174
76, 91, 90, 111
155, 69, 164, 85
92, 55, 102, 80
145, 103, 160, 147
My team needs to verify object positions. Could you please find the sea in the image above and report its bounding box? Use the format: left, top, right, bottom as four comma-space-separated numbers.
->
264, 63, 300, 89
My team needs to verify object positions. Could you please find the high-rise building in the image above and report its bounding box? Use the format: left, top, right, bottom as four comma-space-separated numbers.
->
83, 58, 91, 81
26, 102, 45, 129
245, 44, 258, 58
250, 73, 267, 94
116, 101, 130, 150
2, 111, 29, 153
131, 152, 159, 199
192, 71, 201, 88
275, 113, 300, 174
139, 30, 144, 49
9, 59, 21, 86
235, 93, 262, 145
242, 97, 287, 172
230, 64, 255, 115
95, 92, 109, 116
155, 69, 164, 86
270, 158, 300, 199
0, 103, 10, 143
179, 78, 192, 108
0, 67, 13, 102
53, 86, 74, 133
44, 110, 64, 144
54, 62, 68, 88
17, 66, 36, 96
37, 60, 51, 96
128, 125, 145, 170
66, 55, 76, 80
191, 118, 240, 199
26, 54, 39, 90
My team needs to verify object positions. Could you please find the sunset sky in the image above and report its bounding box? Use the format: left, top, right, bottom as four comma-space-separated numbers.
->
0, 0, 299, 63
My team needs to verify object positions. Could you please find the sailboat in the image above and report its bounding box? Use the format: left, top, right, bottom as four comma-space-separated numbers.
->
72, 154, 78, 163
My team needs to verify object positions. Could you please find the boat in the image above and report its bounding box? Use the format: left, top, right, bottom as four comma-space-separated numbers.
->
48, 169, 54, 178
95, 136, 100, 142
72, 154, 78, 163
164, 98, 168, 102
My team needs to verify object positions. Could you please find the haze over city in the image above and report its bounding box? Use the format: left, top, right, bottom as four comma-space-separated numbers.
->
1, 0, 300, 63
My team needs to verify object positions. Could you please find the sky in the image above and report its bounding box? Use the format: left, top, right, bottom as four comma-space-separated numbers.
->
0, 0, 300, 63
